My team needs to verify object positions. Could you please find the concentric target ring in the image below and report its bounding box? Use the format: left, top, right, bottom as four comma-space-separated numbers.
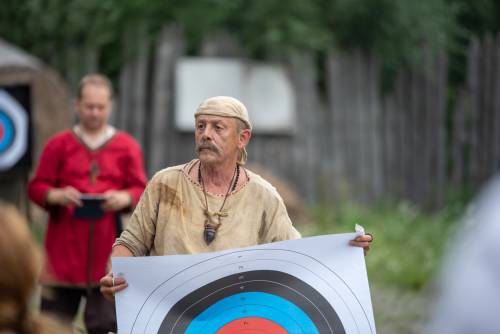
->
0, 90, 28, 170
129, 249, 374, 333
159, 270, 344, 334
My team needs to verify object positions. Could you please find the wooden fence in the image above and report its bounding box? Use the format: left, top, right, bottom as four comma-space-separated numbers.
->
452, 34, 500, 190
62, 27, 500, 210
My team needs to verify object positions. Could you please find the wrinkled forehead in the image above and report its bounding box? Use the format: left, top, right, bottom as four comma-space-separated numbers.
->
195, 114, 237, 124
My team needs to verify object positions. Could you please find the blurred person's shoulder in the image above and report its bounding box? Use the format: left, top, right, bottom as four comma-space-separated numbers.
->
461, 174, 500, 237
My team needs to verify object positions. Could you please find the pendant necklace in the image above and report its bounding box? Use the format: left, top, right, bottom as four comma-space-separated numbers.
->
89, 159, 99, 185
198, 161, 240, 245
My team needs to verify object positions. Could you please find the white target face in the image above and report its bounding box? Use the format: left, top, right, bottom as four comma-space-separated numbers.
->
0, 89, 28, 170
114, 234, 377, 334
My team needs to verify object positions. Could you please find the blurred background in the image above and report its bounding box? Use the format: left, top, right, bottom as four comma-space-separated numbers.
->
1, 0, 499, 332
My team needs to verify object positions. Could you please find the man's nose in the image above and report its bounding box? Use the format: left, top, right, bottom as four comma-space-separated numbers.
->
201, 126, 213, 140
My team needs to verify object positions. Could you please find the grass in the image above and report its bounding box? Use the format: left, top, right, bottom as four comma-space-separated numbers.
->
298, 201, 466, 333
300, 200, 464, 290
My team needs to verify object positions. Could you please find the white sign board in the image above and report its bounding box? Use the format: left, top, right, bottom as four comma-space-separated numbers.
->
175, 57, 296, 134
113, 234, 376, 333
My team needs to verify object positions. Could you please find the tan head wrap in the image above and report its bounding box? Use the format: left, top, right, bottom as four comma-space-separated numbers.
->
195, 96, 252, 165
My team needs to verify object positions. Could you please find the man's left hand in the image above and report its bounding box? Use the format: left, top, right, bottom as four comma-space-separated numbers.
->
102, 190, 132, 211
349, 233, 373, 256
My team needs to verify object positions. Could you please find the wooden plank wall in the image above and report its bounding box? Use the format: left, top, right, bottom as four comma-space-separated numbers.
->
325, 49, 383, 204
111, 26, 500, 210
451, 33, 500, 190
381, 50, 447, 208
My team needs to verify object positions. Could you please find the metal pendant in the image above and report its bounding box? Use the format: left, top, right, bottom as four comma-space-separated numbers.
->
204, 224, 217, 245
89, 160, 99, 185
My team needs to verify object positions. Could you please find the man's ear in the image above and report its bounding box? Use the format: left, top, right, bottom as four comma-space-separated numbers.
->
238, 129, 251, 148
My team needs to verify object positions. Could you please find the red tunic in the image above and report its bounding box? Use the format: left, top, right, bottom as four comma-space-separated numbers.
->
28, 130, 147, 286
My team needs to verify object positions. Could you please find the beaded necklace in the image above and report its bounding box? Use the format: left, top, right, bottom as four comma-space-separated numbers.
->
198, 161, 240, 245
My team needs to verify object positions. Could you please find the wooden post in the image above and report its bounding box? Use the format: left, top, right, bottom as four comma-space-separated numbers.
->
117, 23, 150, 150
148, 25, 184, 175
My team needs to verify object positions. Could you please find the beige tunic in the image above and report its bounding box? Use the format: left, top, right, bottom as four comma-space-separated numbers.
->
115, 160, 301, 256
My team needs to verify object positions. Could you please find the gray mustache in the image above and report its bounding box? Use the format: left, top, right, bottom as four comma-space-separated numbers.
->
196, 143, 220, 153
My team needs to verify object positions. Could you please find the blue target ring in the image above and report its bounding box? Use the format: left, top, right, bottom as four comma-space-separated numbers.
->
158, 270, 344, 334
186, 292, 319, 333
0, 110, 15, 153
0, 90, 28, 170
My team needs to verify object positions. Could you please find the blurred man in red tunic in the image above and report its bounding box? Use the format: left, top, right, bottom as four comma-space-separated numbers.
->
28, 74, 147, 333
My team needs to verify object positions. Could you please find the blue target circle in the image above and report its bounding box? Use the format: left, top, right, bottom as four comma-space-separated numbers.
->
158, 270, 344, 333
186, 292, 319, 334
0, 90, 28, 170
0, 110, 15, 153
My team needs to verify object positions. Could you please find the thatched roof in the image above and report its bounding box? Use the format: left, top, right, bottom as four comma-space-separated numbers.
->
0, 37, 71, 160
0, 38, 71, 212
0, 38, 41, 69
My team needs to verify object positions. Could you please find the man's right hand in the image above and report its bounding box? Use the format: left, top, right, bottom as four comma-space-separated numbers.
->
100, 272, 128, 302
46, 186, 83, 207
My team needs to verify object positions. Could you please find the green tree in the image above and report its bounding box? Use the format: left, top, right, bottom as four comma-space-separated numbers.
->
0, 0, 498, 89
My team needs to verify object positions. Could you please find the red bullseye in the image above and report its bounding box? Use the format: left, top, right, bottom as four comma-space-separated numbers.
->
0, 122, 4, 140
216, 317, 288, 334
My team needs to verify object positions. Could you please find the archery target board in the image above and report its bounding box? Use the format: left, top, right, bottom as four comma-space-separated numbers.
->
0, 87, 30, 171
113, 233, 376, 333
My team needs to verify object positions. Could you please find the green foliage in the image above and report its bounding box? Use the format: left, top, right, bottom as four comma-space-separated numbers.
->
446, 0, 500, 106
449, 0, 500, 36
222, 0, 328, 59
322, 0, 457, 91
0, 0, 499, 90
302, 202, 464, 290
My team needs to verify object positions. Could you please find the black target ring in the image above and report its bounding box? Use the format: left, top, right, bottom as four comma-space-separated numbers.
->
159, 270, 345, 334
125, 248, 374, 333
